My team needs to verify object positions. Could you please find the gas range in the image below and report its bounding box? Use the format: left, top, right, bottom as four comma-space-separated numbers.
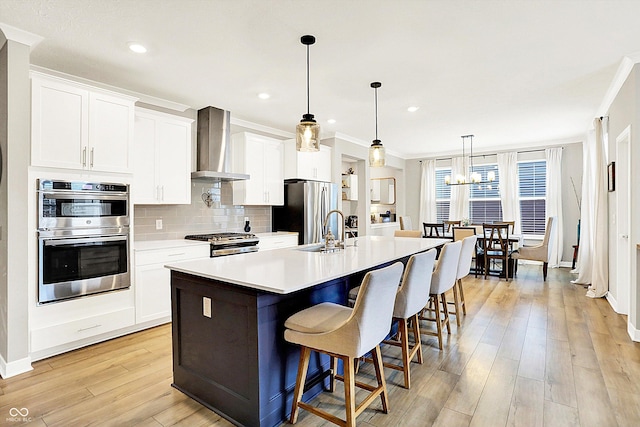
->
185, 232, 259, 257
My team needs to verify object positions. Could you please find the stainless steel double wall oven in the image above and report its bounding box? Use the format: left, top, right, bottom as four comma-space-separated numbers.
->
37, 179, 130, 304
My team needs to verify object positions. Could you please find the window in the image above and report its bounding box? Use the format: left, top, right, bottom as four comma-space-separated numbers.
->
435, 168, 450, 223
469, 164, 502, 224
518, 160, 546, 235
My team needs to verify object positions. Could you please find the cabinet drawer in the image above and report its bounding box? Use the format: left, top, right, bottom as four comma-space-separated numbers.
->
135, 245, 209, 266
257, 235, 298, 251
31, 307, 135, 352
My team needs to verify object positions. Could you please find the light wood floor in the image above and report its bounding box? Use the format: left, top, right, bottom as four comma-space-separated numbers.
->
2, 265, 640, 427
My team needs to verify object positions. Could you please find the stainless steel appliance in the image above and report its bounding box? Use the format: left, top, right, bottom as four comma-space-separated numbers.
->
184, 232, 259, 257
191, 106, 250, 182
37, 179, 130, 304
347, 215, 358, 228
272, 180, 339, 245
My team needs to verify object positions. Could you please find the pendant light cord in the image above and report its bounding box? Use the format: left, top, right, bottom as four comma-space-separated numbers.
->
374, 86, 378, 140
306, 44, 310, 115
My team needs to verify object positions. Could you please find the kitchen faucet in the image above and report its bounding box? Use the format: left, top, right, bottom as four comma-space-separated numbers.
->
323, 209, 345, 249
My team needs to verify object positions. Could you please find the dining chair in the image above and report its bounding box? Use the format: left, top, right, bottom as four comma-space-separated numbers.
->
511, 217, 554, 280
444, 220, 461, 233
494, 220, 515, 234
285, 262, 404, 427
423, 222, 445, 238
399, 216, 413, 230
481, 223, 514, 280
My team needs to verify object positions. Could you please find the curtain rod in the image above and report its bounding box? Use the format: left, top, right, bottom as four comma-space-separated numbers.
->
419, 146, 564, 162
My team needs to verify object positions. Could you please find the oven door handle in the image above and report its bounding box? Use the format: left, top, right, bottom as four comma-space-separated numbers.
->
42, 235, 127, 246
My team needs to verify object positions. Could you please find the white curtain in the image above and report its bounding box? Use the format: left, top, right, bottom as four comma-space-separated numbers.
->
449, 156, 469, 221
419, 159, 437, 226
497, 152, 521, 234
573, 118, 609, 298
545, 147, 564, 267
572, 133, 594, 280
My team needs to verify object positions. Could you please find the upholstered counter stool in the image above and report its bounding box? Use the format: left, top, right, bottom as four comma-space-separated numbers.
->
419, 241, 462, 350
447, 235, 477, 327
381, 249, 436, 389
284, 262, 404, 427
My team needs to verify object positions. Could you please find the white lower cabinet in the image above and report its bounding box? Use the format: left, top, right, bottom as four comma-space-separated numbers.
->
134, 243, 209, 323
31, 308, 135, 353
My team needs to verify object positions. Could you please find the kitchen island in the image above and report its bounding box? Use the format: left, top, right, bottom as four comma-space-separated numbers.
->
165, 236, 449, 427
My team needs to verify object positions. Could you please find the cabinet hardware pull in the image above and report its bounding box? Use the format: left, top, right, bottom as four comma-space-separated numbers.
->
160, 185, 164, 201
90, 148, 94, 168
78, 324, 101, 332
168, 253, 186, 256
82, 147, 87, 167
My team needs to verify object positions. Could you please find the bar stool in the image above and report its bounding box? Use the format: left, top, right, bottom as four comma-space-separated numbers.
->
382, 249, 436, 389
419, 241, 462, 350
284, 262, 404, 427
447, 235, 477, 326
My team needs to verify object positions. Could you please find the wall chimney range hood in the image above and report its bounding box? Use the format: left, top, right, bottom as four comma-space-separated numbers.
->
191, 106, 250, 181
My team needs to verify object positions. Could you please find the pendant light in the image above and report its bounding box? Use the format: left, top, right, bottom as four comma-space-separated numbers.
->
296, 35, 320, 152
444, 135, 496, 187
369, 82, 386, 167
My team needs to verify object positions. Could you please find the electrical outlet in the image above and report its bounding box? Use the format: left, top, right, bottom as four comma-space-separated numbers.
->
203, 297, 212, 318
156, 219, 163, 230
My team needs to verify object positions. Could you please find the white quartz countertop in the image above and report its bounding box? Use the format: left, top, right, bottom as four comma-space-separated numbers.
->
165, 236, 449, 295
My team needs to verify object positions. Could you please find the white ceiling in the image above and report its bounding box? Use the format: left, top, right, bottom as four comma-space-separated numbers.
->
2, 0, 640, 159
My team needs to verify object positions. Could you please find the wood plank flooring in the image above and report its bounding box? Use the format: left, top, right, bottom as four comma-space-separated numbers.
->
2, 264, 640, 426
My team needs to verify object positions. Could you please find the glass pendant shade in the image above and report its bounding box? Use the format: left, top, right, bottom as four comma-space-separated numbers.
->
369, 140, 385, 167
296, 114, 320, 152
296, 35, 320, 152
369, 82, 385, 167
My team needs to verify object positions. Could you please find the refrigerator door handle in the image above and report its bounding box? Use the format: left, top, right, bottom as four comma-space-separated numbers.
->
320, 185, 327, 236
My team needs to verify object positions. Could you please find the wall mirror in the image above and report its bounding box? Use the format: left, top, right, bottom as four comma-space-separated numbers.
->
370, 177, 395, 204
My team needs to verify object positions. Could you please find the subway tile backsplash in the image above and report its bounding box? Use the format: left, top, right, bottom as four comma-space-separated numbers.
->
133, 182, 271, 241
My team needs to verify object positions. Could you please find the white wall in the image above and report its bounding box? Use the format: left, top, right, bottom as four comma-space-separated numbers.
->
606, 64, 639, 332
0, 37, 32, 377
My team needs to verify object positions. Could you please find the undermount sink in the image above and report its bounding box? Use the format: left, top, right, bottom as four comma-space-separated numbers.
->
296, 244, 342, 253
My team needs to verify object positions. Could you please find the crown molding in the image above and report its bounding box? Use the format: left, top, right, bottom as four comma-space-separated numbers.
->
597, 51, 640, 117
230, 117, 295, 139
0, 22, 43, 48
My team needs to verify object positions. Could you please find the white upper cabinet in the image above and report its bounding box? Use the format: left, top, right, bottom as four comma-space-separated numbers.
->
132, 108, 193, 204
283, 139, 332, 182
31, 73, 136, 173
232, 132, 284, 206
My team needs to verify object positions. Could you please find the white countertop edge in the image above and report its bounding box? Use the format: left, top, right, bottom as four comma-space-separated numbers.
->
165, 236, 450, 295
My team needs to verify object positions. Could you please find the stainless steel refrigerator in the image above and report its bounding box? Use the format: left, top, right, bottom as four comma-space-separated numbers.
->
272, 180, 339, 245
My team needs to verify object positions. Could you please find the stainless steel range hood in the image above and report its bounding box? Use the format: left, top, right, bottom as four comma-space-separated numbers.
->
191, 106, 250, 181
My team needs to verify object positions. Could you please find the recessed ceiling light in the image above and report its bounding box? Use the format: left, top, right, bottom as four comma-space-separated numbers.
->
258, 93, 270, 100
327, 119, 336, 124
407, 106, 419, 113
128, 42, 147, 54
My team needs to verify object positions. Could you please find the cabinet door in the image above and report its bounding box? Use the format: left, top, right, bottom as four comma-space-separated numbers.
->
263, 139, 284, 205
314, 146, 333, 182
132, 114, 158, 203
31, 77, 88, 169
135, 264, 171, 323
89, 92, 135, 173
156, 119, 191, 204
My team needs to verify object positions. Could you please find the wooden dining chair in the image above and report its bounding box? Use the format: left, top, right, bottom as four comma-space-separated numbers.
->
444, 220, 461, 233
394, 230, 422, 238
422, 222, 445, 238
481, 223, 514, 280
493, 220, 515, 234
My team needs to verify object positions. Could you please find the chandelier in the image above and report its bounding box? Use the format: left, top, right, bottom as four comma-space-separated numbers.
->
445, 135, 496, 186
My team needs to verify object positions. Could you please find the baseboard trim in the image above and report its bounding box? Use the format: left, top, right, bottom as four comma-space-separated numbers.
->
606, 291, 621, 314
628, 321, 640, 342
0, 354, 33, 379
